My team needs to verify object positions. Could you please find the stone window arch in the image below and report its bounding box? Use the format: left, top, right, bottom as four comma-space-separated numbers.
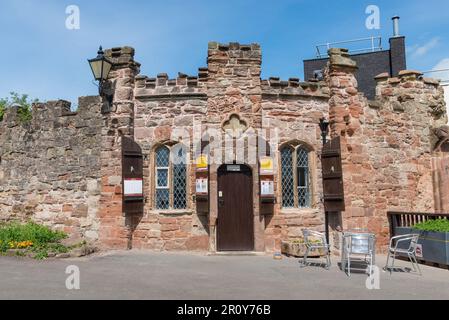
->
280, 141, 313, 209
154, 143, 187, 210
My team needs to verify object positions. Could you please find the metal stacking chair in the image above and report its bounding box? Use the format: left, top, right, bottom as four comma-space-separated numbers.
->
342, 232, 376, 276
384, 234, 422, 275
300, 229, 331, 270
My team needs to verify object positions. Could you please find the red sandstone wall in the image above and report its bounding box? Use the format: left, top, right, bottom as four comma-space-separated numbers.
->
261, 80, 329, 251
132, 74, 210, 251
326, 48, 448, 250
0, 98, 104, 242
433, 154, 449, 212
98, 47, 140, 249
125, 43, 333, 252
96, 45, 447, 253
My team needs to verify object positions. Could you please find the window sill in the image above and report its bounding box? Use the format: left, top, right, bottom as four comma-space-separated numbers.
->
149, 209, 195, 216
280, 208, 319, 215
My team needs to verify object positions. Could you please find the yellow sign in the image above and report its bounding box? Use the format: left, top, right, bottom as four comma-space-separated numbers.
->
196, 154, 208, 171
260, 157, 274, 175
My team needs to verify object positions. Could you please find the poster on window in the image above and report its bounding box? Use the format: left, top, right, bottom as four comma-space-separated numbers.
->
196, 178, 208, 195
261, 180, 274, 197
124, 178, 143, 197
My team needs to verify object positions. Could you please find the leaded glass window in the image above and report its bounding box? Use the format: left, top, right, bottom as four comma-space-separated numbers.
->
280, 145, 311, 209
155, 144, 187, 210
155, 146, 170, 209
297, 147, 310, 208
281, 148, 295, 207
173, 145, 187, 209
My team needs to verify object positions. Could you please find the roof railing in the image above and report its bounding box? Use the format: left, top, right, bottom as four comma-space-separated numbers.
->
422, 69, 449, 87
315, 36, 382, 58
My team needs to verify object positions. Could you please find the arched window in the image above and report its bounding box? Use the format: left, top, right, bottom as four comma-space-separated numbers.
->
280, 145, 311, 208
155, 144, 187, 210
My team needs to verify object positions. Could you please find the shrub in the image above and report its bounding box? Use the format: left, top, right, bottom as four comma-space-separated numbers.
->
414, 219, 449, 233
0, 221, 68, 259
0, 98, 6, 121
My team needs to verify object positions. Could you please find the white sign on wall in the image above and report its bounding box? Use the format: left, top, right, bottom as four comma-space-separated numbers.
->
261, 180, 274, 197
196, 178, 208, 194
124, 178, 143, 197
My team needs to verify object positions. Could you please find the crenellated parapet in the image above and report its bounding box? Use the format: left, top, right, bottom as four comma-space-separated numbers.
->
134, 71, 207, 100
207, 42, 261, 67
0, 96, 103, 129
373, 70, 447, 123
261, 77, 329, 99
104, 46, 141, 73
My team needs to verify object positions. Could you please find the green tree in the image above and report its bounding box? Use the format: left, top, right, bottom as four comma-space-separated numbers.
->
0, 97, 7, 122
0, 92, 38, 123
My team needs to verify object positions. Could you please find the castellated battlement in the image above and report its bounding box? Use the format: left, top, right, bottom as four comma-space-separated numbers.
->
326, 48, 446, 124
132, 42, 332, 101
372, 70, 446, 120
207, 42, 262, 64
134, 71, 208, 100
261, 77, 330, 99
0, 96, 103, 129
104, 46, 140, 70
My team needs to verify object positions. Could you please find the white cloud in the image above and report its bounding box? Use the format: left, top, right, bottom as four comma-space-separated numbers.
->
411, 37, 440, 58
431, 58, 449, 123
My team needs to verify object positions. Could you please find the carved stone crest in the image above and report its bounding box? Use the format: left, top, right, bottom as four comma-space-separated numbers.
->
222, 114, 248, 138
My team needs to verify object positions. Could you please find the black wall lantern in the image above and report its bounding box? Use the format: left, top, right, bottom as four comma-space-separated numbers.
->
88, 46, 114, 109
319, 118, 330, 146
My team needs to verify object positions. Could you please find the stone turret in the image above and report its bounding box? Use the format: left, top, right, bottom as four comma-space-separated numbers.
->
99, 46, 141, 249
206, 42, 262, 126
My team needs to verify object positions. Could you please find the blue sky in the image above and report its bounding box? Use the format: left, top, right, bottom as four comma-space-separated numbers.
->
0, 0, 448, 106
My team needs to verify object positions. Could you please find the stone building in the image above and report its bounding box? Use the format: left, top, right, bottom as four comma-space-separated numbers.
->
0, 43, 448, 253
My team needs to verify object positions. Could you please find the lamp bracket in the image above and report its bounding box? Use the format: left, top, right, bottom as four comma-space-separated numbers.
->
99, 80, 114, 113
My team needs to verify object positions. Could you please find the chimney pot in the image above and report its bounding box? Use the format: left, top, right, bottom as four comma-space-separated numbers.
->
392, 16, 400, 37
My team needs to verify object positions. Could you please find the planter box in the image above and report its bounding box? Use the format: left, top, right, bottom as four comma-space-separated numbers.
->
281, 241, 325, 258
395, 227, 449, 265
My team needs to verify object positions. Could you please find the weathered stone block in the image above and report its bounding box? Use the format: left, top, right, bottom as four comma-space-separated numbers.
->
72, 204, 88, 218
